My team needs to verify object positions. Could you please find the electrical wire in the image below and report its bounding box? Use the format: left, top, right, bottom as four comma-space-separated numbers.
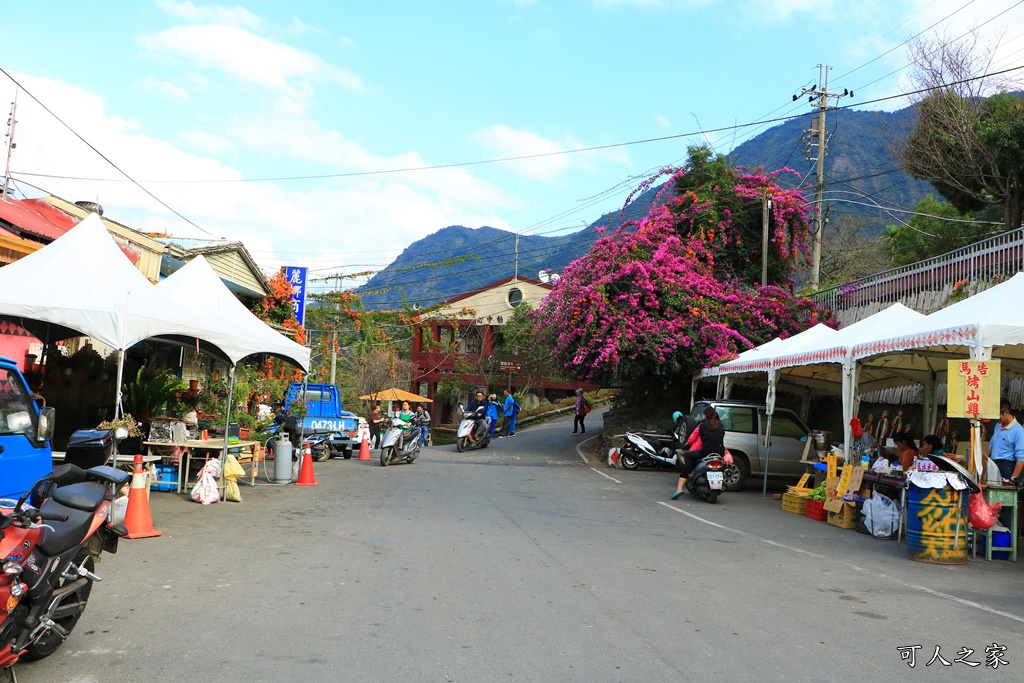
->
0, 66, 214, 237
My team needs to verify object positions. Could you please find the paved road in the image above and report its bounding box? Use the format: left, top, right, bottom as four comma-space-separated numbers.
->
17, 409, 1024, 682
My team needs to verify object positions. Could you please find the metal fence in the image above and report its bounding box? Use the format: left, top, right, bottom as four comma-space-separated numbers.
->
811, 228, 1024, 327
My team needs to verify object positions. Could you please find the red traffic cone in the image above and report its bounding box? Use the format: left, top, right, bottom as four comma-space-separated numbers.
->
295, 443, 318, 486
124, 455, 162, 539
358, 431, 372, 460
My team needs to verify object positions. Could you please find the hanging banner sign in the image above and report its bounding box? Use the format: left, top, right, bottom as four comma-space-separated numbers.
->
946, 359, 1001, 419
285, 266, 308, 326
498, 360, 522, 372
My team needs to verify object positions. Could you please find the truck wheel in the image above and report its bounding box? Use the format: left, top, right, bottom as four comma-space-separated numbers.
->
343, 448, 353, 460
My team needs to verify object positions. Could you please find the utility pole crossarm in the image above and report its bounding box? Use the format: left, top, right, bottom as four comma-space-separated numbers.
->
798, 64, 853, 291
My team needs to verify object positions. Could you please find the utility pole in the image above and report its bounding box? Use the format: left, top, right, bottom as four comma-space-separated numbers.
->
3, 88, 18, 200
797, 65, 852, 290
761, 189, 771, 285
330, 275, 340, 386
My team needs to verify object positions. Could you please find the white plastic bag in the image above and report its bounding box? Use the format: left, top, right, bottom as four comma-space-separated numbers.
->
863, 491, 900, 538
190, 459, 221, 505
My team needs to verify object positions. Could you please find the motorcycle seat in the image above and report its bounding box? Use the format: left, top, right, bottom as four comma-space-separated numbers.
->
37, 499, 101, 556
51, 481, 113, 512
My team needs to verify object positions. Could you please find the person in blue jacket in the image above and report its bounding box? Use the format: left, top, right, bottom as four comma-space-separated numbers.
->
500, 388, 518, 437
486, 394, 500, 438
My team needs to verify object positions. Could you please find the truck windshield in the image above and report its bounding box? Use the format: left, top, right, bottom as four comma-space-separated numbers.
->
0, 367, 35, 437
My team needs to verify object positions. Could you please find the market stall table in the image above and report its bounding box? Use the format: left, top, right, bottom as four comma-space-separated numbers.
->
144, 439, 258, 493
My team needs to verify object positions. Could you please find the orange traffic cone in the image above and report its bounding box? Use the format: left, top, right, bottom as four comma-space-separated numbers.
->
124, 455, 162, 539
358, 431, 372, 460
295, 443, 318, 486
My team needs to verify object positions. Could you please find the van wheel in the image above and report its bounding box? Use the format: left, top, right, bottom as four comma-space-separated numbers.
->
723, 454, 750, 492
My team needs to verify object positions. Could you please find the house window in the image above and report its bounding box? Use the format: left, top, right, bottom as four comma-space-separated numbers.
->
508, 287, 523, 308
461, 329, 483, 355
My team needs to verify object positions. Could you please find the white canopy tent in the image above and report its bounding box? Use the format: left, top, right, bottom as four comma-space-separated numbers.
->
771, 304, 927, 460
0, 214, 239, 429
157, 256, 311, 475
849, 272, 1024, 475
706, 323, 837, 496
156, 255, 310, 371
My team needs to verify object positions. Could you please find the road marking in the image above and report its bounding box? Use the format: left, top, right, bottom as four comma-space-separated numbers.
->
590, 467, 621, 483
658, 501, 1024, 625
576, 433, 598, 464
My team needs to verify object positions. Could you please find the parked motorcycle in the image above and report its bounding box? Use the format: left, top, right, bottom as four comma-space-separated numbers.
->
0, 463, 131, 678
618, 412, 695, 470
379, 416, 421, 466
455, 404, 491, 453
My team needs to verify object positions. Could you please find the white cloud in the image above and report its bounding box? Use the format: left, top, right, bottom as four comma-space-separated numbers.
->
135, 76, 190, 102
339, 36, 356, 48
286, 17, 325, 37
2, 73, 513, 277
655, 114, 671, 128
155, 0, 262, 29
472, 125, 629, 182
138, 24, 363, 99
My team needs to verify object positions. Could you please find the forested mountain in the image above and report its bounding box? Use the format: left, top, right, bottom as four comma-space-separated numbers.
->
358, 105, 934, 310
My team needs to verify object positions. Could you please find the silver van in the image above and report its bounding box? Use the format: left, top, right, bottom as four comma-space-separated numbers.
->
689, 400, 810, 491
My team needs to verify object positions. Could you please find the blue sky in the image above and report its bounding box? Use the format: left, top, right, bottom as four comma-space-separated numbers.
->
2, 1, 1023, 290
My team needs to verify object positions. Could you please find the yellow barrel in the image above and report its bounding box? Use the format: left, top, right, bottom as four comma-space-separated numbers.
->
906, 484, 967, 565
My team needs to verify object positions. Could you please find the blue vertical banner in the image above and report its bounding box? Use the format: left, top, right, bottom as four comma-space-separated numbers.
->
285, 266, 308, 326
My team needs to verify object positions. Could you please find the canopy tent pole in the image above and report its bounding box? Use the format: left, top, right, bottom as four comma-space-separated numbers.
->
922, 368, 938, 447
218, 364, 236, 491
111, 291, 132, 468
761, 368, 778, 499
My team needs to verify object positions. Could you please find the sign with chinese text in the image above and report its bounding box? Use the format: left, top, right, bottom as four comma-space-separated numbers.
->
285, 266, 308, 326
499, 360, 522, 373
947, 359, 1001, 419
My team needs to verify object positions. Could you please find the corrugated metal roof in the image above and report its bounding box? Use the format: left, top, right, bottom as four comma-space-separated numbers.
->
0, 197, 79, 241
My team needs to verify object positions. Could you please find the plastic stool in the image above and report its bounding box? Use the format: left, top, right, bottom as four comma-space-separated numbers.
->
983, 486, 1019, 561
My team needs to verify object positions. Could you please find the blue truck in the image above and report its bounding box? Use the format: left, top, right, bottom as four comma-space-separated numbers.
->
283, 383, 362, 459
0, 356, 55, 501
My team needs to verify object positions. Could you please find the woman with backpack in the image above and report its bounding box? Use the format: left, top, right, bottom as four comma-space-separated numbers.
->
572, 388, 590, 434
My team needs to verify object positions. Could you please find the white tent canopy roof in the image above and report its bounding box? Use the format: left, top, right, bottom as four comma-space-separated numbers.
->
852, 272, 1024, 362
717, 323, 836, 375
157, 256, 310, 371
0, 214, 230, 356
774, 303, 925, 370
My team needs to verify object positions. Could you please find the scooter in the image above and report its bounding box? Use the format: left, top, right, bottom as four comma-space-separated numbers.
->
685, 452, 729, 504
455, 405, 491, 453
618, 432, 680, 470
379, 416, 421, 466
1, 463, 131, 679
618, 412, 695, 470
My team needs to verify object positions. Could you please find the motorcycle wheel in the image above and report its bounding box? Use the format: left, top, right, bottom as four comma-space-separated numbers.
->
620, 449, 641, 470
21, 550, 95, 661
707, 491, 719, 504
380, 447, 393, 466
312, 444, 330, 462
457, 437, 467, 453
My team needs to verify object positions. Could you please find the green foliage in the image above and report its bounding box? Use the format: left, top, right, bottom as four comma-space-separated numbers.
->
883, 195, 1001, 266
121, 367, 185, 419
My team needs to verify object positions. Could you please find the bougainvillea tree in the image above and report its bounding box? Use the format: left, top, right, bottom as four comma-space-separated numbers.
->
536, 145, 831, 401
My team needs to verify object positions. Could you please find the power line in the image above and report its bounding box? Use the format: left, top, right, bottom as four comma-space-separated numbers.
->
0, 67, 214, 237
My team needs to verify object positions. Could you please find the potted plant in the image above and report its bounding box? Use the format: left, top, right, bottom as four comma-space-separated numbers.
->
122, 367, 186, 424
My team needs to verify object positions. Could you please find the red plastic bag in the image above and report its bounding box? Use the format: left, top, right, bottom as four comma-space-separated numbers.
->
850, 417, 863, 439
968, 492, 1001, 531
723, 449, 734, 465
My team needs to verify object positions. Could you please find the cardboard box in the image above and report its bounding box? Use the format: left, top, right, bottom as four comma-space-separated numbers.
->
828, 504, 857, 529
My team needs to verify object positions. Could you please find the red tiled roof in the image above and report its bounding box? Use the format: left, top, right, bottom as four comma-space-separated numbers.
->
0, 197, 79, 241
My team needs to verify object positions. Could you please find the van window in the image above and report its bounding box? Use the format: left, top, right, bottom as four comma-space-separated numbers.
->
760, 412, 807, 439
716, 406, 754, 434
0, 368, 35, 437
